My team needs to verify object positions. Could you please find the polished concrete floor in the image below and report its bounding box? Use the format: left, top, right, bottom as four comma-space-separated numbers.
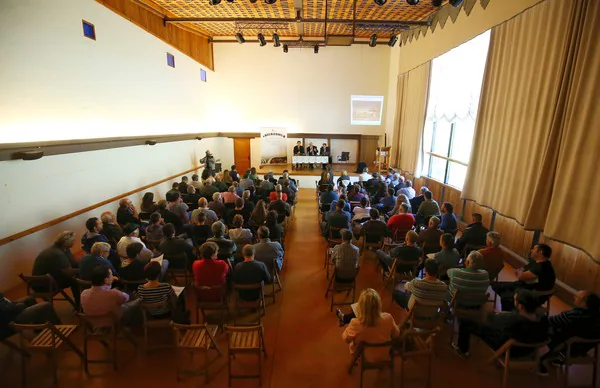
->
0, 188, 595, 388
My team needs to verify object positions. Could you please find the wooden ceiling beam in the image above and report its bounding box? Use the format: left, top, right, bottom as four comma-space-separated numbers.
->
164, 17, 431, 26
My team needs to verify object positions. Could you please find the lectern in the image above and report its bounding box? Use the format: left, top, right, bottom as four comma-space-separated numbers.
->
376, 147, 391, 173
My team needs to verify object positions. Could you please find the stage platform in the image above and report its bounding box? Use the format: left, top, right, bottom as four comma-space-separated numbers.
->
256, 163, 376, 177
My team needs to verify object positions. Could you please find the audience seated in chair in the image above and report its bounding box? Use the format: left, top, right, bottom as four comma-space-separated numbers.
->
119, 242, 151, 282
281, 179, 296, 205
377, 230, 421, 275
229, 165, 240, 182
156, 199, 183, 234
455, 213, 489, 253
32, 231, 81, 306
250, 200, 268, 229
351, 197, 371, 223
332, 229, 359, 283
81, 217, 111, 254
376, 188, 397, 214
228, 198, 251, 227
339, 289, 400, 362
392, 259, 448, 311
183, 185, 201, 211
264, 210, 284, 243
101, 211, 124, 247
242, 190, 256, 212
140, 192, 159, 214
267, 190, 291, 223
323, 200, 351, 237
0, 293, 61, 342
398, 180, 416, 200
447, 251, 490, 307
320, 184, 338, 206
166, 190, 189, 225
538, 291, 600, 376
360, 209, 390, 243
479, 231, 505, 280
253, 226, 284, 273
418, 216, 444, 249
409, 187, 428, 216
189, 212, 214, 247
229, 214, 253, 243
117, 198, 140, 227
137, 261, 189, 324
387, 203, 415, 238
200, 177, 219, 201
492, 244, 556, 312
178, 175, 189, 194
259, 174, 274, 193
145, 212, 165, 242
433, 233, 462, 279
79, 242, 119, 281
81, 265, 141, 326
233, 245, 272, 301
452, 289, 548, 359
416, 190, 441, 225
213, 174, 228, 192
239, 171, 254, 190
158, 223, 194, 267
439, 202, 458, 233
208, 221, 237, 262
348, 184, 366, 202
192, 197, 219, 226
193, 242, 230, 302
117, 223, 153, 261
222, 185, 240, 204
190, 173, 204, 192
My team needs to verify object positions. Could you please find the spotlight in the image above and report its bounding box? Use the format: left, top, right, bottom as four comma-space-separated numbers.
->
257, 33, 266, 46
226, 0, 234, 2
369, 34, 377, 47
235, 32, 245, 44
283, 44, 288, 53
264, 0, 277, 4
432, 0, 442, 6
388, 35, 398, 47
314, 45, 319, 54
273, 33, 281, 47
406, 0, 419, 5
449, 0, 464, 6
209, 0, 221, 5
250, 0, 257, 2
373, 0, 386, 5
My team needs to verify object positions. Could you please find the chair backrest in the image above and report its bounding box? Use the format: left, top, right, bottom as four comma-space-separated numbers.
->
74, 278, 92, 290
19, 273, 57, 296
341, 152, 350, 161
329, 227, 343, 240
498, 339, 550, 363
165, 252, 189, 270
564, 337, 600, 362
407, 301, 445, 330
397, 328, 439, 358
232, 282, 264, 305
356, 340, 394, 365
450, 289, 489, 309
363, 232, 384, 246
171, 322, 218, 349
121, 279, 147, 295
463, 244, 486, 258
10, 322, 62, 349
77, 312, 118, 335
141, 299, 174, 322
392, 228, 412, 243
195, 284, 228, 304
224, 324, 263, 350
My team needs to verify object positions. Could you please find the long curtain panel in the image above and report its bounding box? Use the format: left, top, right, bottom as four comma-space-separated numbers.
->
543, 1, 600, 260
391, 62, 431, 174
461, 0, 587, 230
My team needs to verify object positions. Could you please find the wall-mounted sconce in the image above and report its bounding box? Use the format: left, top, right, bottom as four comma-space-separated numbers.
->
13, 150, 44, 160
146, 140, 157, 146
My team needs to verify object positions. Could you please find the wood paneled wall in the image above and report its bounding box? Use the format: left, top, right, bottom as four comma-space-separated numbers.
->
494, 214, 535, 259
444, 186, 463, 219
96, 0, 214, 70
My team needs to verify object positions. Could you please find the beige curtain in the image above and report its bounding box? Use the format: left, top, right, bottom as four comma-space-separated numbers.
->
543, 1, 600, 260
390, 62, 431, 174
461, 0, 587, 230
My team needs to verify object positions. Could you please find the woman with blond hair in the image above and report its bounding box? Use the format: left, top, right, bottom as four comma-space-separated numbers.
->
337, 170, 351, 188
388, 194, 412, 216
222, 169, 233, 186
339, 288, 400, 359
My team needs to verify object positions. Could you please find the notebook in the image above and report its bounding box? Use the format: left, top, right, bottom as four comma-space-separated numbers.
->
350, 303, 361, 319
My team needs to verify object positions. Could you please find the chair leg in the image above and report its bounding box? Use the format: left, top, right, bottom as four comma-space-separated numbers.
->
20, 349, 27, 388
113, 333, 118, 371
228, 353, 233, 387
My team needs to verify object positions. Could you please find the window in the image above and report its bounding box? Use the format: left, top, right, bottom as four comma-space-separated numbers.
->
421, 30, 490, 189
82, 20, 96, 40
200, 69, 207, 82
167, 53, 175, 68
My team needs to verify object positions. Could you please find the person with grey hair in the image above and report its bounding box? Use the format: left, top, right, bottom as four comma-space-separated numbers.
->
192, 197, 218, 225
207, 192, 225, 220
207, 221, 237, 262
32, 231, 80, 307
222, 185, 240, 204
200, 177, 219, 201
79, 242, 119, 281
479, 231, 505, 280
259, 174, 275, 193
253, 226, 284, 272
447, 251, 490, 307
331, 229, 359, 282
100, 211, 124, 245
398, 180, 416, 199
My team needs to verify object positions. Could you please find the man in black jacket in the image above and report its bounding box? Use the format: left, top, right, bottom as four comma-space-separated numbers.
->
455, 213, 489, 253
293, 141, 304, 169
158, 223, 194, 269
409, 187, 429, 215
323, 200, 351, 238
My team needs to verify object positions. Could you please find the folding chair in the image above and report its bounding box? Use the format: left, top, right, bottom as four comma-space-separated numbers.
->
396, 328, 439, 388
325, 247, 335, 279
166, 254, 192, 286
483, 338, 550, 388
264, 258, 283, 304
532, 287, 555, 316
195, 284, 229, 330
18, 273, 77, 310
401, 301, 445, 332
120, 279, 146, 296
141, 300, 176, 352
555, 337, 600, 388
73, 278, 92, 311
462, 244, 486, 258
361, 232, 384, 257
232, 283, 266, 325
10, 322, 83, 387
325, 269, 358, 312
447, 289, 489, 344
172, 323, 222, 383
348, 341, 394, 388
225, 325, 267, 387
77, 312, 137, 373
324, 227, 343, 264
384, 258, 418, 288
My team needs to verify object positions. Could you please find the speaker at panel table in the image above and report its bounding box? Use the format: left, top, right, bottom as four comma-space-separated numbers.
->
260, 128, 288, 165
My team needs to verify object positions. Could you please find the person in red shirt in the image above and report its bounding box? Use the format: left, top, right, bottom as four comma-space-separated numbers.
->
386, 203, 415, 239
192, 242, 229, 301
269, 184, 288, 202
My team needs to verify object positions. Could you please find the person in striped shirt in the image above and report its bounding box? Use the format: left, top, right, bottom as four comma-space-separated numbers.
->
137, 261, 189, 323
447, 251, 490, 307
392, 259, 448, 311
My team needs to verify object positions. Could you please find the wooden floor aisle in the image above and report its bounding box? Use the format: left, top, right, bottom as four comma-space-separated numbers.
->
0, 188, 594, 387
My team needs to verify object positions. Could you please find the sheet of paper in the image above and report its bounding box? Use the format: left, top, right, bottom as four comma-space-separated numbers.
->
350, 302, 361, 319
151, 254, 163, 265
171, 285, 185, 297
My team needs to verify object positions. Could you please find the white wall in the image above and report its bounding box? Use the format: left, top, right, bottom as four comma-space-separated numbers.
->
204, 43, 391, 136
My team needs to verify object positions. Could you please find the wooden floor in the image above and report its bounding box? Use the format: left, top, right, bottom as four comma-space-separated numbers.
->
0, 188, 594, 388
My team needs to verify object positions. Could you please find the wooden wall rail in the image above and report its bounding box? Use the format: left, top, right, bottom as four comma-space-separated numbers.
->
0, 165, 203, 248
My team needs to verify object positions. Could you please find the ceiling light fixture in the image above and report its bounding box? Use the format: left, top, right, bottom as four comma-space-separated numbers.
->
449, 0, 464, 7
235, 32, 245, 44
264, 0, 277, 4
257, 33, 266, 46
209, 0, 221, 5
283, 44, 288, 53
250, 0, 257, 3
432, 0, 442, 6
273, 33, 281, 47
388, 35, 398, 47
407, 0, 420, 5
373, 0, 387, 5
369, 34, 377, 47
314, 45, 319, 54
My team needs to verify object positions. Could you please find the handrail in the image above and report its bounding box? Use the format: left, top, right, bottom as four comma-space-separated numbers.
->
0, 165, 203, 247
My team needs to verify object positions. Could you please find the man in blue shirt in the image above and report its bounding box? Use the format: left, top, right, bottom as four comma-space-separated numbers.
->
79, 242, 119, 281
319, 184, 338, 209
439, 202, 458, 233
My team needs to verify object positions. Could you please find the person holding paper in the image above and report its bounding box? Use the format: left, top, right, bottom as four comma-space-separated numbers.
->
340, 289, 400, 361
137, 261, 189, 324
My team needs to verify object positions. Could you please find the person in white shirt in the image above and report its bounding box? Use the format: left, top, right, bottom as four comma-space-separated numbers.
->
352, 197, 372, 222
117, 224, 153, 261
358, 167, 372, 183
